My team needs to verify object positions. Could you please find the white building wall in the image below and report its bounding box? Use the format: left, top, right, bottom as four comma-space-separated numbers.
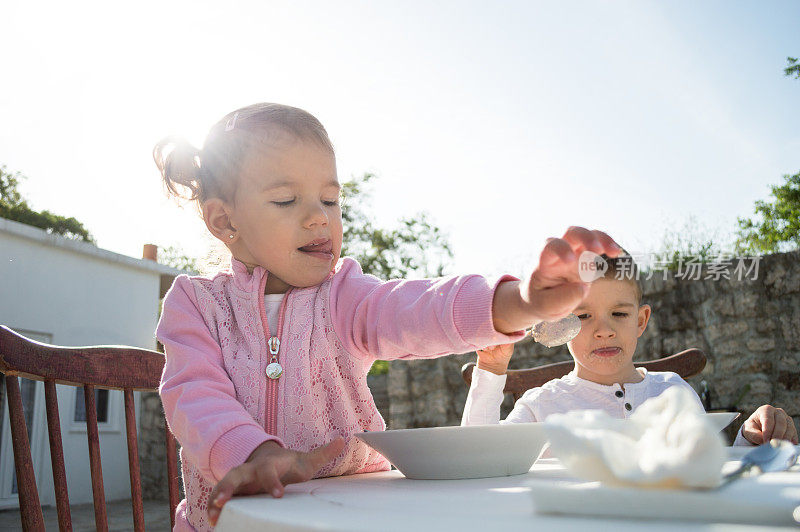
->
0, 219, 181, 507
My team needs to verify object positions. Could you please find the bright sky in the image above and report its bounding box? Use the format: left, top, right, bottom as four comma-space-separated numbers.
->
2, 1, 798, 277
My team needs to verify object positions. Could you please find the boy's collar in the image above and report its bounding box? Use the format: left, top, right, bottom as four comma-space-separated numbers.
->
565, 367, 648, 391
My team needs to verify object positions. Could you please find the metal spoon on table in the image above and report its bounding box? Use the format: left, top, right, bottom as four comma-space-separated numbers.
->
719, 439, 799, 488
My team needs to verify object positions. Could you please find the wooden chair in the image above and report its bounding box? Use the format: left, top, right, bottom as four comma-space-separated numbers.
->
462, 348, 707, 401
0, 325, 180, 532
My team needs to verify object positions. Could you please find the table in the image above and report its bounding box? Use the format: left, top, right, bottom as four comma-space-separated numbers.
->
215, 455, 799, 531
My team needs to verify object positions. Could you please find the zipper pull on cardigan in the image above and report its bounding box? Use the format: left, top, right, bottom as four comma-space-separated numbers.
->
266, 337, 283, 379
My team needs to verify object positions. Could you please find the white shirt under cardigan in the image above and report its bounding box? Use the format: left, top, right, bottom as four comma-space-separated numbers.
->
264, 294, 283, 336
462, 366, 750, 446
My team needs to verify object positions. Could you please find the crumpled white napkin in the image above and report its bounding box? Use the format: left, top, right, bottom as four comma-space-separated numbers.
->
544, 387, 726, 489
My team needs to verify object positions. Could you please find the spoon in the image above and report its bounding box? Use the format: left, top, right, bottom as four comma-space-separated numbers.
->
719, 439, 798, 487
530, 313, 581, 348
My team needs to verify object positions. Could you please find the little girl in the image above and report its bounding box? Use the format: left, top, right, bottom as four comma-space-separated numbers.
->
154, 102, 621, 530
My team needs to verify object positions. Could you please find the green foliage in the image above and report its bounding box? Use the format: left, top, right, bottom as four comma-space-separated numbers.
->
735, 171, 800, 254
158, 245, 200, 273
785, 57, 800, 79
341, 173, 453, 375
368, 360, 389, 376
341, 173, 453, 280
729, 59, 800, 256
650, 215, 732, 271
0, 165, 95, 243
0, 166, 23, 205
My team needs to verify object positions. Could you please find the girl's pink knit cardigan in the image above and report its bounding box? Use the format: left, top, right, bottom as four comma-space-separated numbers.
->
157, 256, 523, 531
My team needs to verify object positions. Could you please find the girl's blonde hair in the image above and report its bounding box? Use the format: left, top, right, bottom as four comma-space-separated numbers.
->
153, 103, 334, 204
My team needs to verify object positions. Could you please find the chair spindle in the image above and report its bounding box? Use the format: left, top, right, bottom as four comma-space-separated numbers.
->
166, 427, 179, 530
44, 379, 72, 531
84, 385, 108, 532
123, 389, 145, 532
5, 374, 45, 531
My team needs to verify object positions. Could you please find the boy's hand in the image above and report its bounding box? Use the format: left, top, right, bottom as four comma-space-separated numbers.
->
741, 405, 798, 445
476, 343, 515, 375
207, 437, 345, 526
493, 227, 622, 333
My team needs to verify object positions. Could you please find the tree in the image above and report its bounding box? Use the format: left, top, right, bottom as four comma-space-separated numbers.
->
341, 173, 453, 280
0, 165, 95, 243
735, 171, 800, 254
158, 245, 200, 273
734, 57, 800, 254
651, 215, 732, 271
786, 57, 800, 79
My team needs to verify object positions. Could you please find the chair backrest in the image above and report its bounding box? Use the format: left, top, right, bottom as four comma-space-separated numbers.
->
0, 325, 180, 532
461, 348, 707, 402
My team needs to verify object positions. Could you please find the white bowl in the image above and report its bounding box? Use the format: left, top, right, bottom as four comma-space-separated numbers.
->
354, 423, 548, 480
706, 412, 740, 432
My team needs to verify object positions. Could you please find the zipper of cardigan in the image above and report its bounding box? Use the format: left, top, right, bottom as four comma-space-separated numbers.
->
258, 273, 292, 437
268, 294, 290, 436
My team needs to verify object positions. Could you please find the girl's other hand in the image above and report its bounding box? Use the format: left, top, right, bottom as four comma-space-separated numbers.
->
742, 405, 799, 445
207, 437, 345, 526
476, 343, 515, 375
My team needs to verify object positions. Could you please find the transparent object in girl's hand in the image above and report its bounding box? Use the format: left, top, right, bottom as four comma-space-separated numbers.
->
531, 313, 581, 347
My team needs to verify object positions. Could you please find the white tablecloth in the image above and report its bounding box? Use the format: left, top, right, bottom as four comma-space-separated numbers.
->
216, 457, 799, 531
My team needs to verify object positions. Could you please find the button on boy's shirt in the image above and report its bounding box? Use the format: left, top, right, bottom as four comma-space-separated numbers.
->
462, 367, 750, 445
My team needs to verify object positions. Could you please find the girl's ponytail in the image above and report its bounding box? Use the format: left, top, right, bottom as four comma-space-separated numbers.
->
153, 136, 203, 201
154, 103, 334, 206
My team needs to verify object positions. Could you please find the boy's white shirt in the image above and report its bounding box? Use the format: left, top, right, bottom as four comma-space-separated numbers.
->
462, 366, 751, 446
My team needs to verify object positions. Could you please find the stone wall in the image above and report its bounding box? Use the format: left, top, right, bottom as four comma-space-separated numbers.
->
387, 337, 569, 429
139, 391, 183, 501
387, 249, 800, 441
367, 374, 390, 423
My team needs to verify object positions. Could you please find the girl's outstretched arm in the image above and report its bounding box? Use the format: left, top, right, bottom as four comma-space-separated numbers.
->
492, 226, 622, 333
329, 259, 526, 361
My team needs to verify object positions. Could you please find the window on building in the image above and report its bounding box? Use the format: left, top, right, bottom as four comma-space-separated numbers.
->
9, 378, 38, 495
73, 388, 109, 423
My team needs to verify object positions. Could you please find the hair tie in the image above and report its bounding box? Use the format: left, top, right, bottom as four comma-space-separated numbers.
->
225, 112, 239, 132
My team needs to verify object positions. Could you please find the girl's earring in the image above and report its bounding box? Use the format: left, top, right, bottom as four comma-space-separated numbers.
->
228, 234, 235, 240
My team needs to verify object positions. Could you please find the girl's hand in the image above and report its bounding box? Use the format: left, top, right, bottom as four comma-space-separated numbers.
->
476, 343, 515, 375
207, 437, 345, 526
493, 226, 622, 333
741, 405, 798, 445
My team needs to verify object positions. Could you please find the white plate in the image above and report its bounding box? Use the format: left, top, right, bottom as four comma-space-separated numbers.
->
705, 411, 740, 432
527, 470, 800, 526
354, 423, 548, 480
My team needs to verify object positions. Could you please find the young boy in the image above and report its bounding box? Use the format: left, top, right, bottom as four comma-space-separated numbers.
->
462, 255, 798, 446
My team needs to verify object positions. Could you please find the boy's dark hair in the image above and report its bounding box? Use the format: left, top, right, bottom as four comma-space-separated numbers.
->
601, 253, 642, 304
